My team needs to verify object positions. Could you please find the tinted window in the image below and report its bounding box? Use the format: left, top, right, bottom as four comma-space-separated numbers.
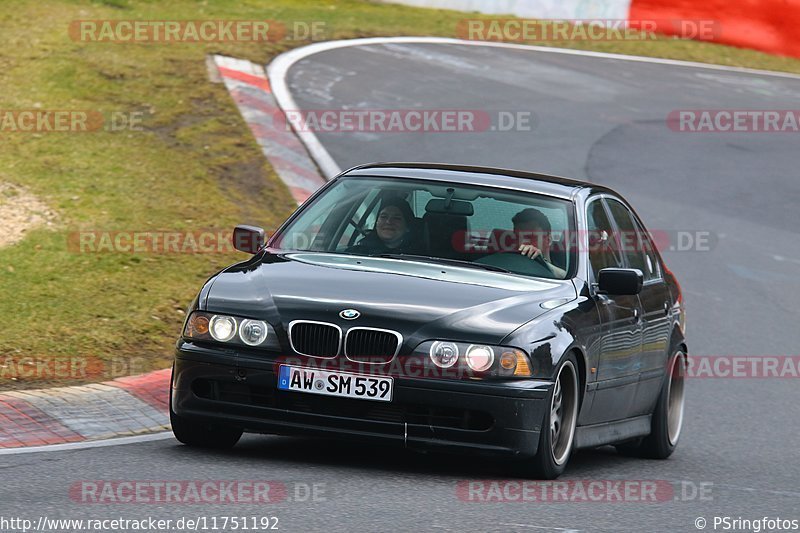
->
586, 198, 624, 278
605, 199, 648, 275
632, 216, 662, 281
273, 176, 577, 280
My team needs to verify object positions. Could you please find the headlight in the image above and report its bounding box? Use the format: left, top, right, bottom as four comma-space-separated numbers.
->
209, 315, 237, 342
239, 319, 268, 346
183, 311, 276, 349
416, 340, 532, 379
466, 345, 494, 371
430, 341, 459, 368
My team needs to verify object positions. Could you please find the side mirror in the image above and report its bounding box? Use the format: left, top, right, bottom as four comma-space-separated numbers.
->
597, 268, 643, 296
232, 225, 265, 254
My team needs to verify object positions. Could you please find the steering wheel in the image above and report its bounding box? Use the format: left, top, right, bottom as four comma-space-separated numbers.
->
349, 217, 370, 238
480, 249, 554, 277
527, 252, 550, 269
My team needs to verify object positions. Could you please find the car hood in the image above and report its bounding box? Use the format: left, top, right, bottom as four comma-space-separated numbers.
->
204, 252, 577, 346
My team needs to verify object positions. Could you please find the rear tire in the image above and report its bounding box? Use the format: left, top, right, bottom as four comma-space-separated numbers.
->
169, 385, 242, 449
522, 354, 580, 479
616, 347, 686, 459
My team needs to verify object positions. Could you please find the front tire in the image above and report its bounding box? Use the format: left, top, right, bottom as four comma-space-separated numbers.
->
523, 354, 580, 479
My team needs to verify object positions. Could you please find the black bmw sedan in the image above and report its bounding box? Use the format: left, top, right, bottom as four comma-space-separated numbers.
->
171, 162, 687, 479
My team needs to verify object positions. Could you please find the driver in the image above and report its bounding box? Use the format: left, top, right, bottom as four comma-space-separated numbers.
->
512, 208, 567, 278
346, 198, 419, 255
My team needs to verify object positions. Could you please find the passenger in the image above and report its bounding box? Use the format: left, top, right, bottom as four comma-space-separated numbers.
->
347, 198, 419, 255
512, 208, 567, 278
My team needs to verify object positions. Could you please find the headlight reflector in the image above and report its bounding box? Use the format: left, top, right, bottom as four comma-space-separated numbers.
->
239, 319, 268, 346
209, 315, 237, 342
430, 341, 459, 368
466, 345, 495, 372
499, 351, 517, 371
186, 313, 209, 337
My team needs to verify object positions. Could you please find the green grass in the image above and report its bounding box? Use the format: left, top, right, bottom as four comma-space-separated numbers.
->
1, 0, 799, 389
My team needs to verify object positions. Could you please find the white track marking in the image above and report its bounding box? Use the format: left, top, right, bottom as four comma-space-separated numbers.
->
267, 36, 800, 180
0, 432, 174, 455
500, 525, 583, 532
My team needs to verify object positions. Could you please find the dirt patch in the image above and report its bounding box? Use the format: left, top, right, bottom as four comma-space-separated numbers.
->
0, 182, 57, 248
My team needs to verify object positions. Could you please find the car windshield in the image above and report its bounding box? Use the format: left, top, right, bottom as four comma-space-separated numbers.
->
271, 176, 577, 280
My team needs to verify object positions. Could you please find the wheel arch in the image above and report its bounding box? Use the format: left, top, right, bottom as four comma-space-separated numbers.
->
562, 345, 588, 410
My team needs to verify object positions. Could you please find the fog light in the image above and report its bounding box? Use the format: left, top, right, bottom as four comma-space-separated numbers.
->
430, 341, 459, 368
239, 319, 268, 346
209, 315, 237, 342
466, 345, 494, 372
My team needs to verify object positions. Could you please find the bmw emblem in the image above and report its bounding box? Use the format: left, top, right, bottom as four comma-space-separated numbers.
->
339, 309, 360, 320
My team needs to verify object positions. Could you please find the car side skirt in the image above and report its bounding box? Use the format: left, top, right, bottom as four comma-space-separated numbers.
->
574, 415, 652, 449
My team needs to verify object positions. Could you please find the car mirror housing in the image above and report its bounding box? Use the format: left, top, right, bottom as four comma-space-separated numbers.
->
597, 268, 643, 296
425, 198, 474, 216
232, 224, 265, 254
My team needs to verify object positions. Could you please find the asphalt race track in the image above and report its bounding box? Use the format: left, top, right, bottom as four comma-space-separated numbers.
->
3, 43, 800, 532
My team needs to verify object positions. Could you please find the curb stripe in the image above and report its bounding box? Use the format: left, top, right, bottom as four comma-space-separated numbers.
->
108, 369, 171, 411
214, 54, 327, 205
217, 66, 272, 91
0, 396, 82, 448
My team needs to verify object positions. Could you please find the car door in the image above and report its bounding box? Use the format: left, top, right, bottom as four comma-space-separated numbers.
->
584, 196, 644, 424
606, 199, 673, 416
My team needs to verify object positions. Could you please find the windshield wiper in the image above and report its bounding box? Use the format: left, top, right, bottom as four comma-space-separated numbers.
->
376, 253, 512, 273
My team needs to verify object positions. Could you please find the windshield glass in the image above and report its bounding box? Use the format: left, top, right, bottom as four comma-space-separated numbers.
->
271, 176, 577, 280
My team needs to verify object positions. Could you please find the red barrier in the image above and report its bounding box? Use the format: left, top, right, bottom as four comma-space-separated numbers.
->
629, 0, 800, 59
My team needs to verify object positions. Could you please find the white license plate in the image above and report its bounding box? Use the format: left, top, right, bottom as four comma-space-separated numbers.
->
277, 365, 393, 402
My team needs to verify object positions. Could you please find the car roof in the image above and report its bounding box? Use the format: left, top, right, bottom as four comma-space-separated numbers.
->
340, 162, 615, 200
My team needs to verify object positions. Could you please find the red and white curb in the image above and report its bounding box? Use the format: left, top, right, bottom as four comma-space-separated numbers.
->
212, 55, 328, 204
0, 369, 170, 449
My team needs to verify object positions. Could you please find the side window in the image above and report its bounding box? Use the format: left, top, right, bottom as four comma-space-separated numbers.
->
605, 199, 649, 277
586, 198, 624, 279
632, 216, 662, 281
412, 189, 434, 217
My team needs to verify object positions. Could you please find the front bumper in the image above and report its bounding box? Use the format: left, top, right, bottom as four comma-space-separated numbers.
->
173, 341, 553, 459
